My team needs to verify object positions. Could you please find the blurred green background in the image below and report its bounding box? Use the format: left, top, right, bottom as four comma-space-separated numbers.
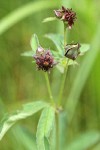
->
0, 0, 100, 149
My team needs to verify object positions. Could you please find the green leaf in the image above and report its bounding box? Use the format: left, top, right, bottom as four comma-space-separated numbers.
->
45, 33, 64, 56
21, 50, 34, 57
66, 131, 100, 150
45, 34, 90, 59
43, 17, 56, 23
80, 44, 90, 54
36, 106, 55, 150
0, 101, 48, 140
51, 50, 61, 58
50, 122, 56, 150
44, 137, 50, 150
11, 125, 37, 150
30, 34, 39, 52
59, 112, 68, 150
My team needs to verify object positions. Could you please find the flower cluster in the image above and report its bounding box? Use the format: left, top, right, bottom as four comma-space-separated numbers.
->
54, 6, 76, 28
33, 6, 81, 72
34, 47, 57, 72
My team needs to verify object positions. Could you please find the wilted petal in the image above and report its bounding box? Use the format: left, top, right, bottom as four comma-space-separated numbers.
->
54, 10, 63, 18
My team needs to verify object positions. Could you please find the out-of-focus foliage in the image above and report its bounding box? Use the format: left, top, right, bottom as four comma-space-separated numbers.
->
0, 0, 100, 149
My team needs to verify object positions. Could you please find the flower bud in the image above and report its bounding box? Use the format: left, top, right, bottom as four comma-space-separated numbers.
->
65, 43, 81, 60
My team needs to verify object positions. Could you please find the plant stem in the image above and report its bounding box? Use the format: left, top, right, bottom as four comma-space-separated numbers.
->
64, 23, 67, 47
56, 113, 59, 150
58, 59, 69, 105
44, 72, 54, 105
56, 23, 68, 150
58, 23, 69, 105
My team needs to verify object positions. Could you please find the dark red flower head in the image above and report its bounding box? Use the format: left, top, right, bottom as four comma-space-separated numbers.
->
34, 46, 57, 72
54, 6, 76, 28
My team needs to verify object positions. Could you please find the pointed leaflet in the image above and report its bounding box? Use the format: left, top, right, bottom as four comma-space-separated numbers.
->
0, 101, 48, 140
21, 50, 34, 57
80, 44, 90, 54
36, 106, 55, 150
30, 34, 39, 52
43, 17, 56, 23
45, 33, 64, 56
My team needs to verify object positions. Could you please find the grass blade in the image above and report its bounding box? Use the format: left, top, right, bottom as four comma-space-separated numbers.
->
0, 1, 59, 35
66, 131, 100, 150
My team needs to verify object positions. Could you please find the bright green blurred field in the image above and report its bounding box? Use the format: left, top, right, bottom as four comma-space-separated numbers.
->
0, 0, 100, 150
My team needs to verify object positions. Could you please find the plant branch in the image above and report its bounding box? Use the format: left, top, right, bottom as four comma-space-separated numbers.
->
58, 23, 69, 106
45, 72, 54, 105
64, 23, 67, 47
58, 59, 69, 106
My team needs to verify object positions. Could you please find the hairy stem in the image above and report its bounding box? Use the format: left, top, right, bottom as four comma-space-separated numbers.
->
45, 72, 54, 105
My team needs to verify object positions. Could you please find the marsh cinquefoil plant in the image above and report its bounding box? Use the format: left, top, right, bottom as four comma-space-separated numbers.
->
0, 6, 91, 150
